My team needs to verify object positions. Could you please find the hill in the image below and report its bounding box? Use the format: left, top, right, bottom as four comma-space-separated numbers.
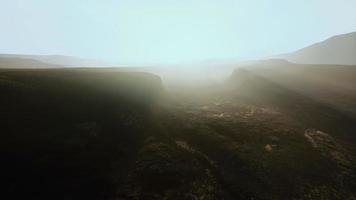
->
0, 54, 112, 67
228, 66, 356, 140
0, 68, 164, 199
1, 66, 356, 199
0, 57, 61, 69
275, 32, 356, 65
236, 59, 356, 117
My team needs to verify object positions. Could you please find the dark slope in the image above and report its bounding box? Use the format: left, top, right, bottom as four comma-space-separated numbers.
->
0, 68, 164, 199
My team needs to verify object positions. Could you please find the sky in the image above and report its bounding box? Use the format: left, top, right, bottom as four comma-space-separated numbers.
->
0, 0, 356, 64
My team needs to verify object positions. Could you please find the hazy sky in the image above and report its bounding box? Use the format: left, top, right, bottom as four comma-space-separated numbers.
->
1, 0, 356, 64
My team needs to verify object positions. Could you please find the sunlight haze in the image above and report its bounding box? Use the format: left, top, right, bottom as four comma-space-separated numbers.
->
1, 0, 356, 64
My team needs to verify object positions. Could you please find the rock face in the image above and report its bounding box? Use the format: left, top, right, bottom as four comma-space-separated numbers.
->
264, 144, 273, 152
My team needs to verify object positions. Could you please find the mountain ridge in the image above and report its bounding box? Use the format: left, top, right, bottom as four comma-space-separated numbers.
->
274, 31, 356, 65
0, 54, 113, 67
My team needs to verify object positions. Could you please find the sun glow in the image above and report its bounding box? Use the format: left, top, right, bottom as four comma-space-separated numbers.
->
1, 0, 356, 64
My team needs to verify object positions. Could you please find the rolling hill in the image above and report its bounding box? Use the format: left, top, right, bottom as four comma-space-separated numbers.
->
0, 57, 61, 69
234, 59, 356, 118
0, 54, 112, 67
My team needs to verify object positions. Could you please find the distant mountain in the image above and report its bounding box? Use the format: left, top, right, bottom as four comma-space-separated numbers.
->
276, 32, 356, 65
0, 57, 61, 69
0, 54, 112, 67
